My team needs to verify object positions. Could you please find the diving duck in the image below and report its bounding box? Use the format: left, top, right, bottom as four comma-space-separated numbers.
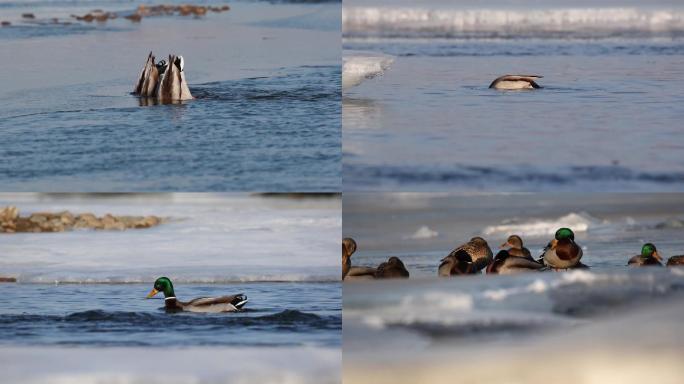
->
667, 255, 684, 266
146, 277, 247, 313
627, 243, 663, 267
487, 250, 544, 275
439, 237, 493, 276
134, 51, 193, 102
540, 228, 585, 270
375, 256, 410, 279
500, 235, 533, 260
342, 237, 377, 280
489, 75, 543, 90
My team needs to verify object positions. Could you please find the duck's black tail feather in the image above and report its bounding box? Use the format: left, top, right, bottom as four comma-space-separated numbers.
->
232, 294, 248, 309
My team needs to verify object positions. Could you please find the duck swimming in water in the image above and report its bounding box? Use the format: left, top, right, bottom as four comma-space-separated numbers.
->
134, 51, 193, 102
375, 256, 409, 279
146, 277, 247, 313
342, 237, 377, 280
439, 237, 493, 276
487, 250, 544, 275
489, 75, 543, 90
667, 255, 684, 266
540, 228, 586, 270
500, 235, 533, 260
627, 243, 663, 267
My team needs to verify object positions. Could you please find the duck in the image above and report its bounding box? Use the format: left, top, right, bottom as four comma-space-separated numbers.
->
438, 249, 477, 276
134, 51, 193, 102
489, 75, 543, 90
439, 237, 493, 276
375, 256, 410, 279
627, 243, 663, 267
667, 255, 684, 266
500, 235, 533, 260
342, 237, 376, 280
539, 228, 585, 270
486, 250, 544, 274
146, 277, 247, 313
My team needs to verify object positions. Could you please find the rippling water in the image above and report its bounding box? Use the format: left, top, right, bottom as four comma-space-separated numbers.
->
0, 0, 341, 191
0, 282, 341, 347
343, 0, 684, 191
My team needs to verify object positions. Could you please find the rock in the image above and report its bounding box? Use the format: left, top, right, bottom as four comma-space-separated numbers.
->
125, 13, 142, 22
0, 206, 163, 233
138, 216, 161, 228
102, 214, 126, 231
29, 214, 47, 224
0, 206, 19, 222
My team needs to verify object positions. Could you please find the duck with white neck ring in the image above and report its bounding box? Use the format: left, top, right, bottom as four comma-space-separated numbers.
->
146, 277, 247, 313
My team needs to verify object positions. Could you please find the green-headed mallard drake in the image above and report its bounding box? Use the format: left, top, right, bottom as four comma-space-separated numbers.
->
540, 228, 585, 270
667, 255, 684, 266
487, 250, 544, 274
500, 235, 533, 260
342, 237, 376, 280
489, 75, 543, 90
627, 243, 663, 267
439, 237, 493, 276
146, 277, 247, 313
375, 256, 410, 279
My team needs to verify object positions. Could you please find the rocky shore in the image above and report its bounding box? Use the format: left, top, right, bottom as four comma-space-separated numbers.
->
0, 206, 163, 233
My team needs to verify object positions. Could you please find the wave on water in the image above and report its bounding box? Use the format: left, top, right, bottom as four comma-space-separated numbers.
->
0, 309, 341, 346
342, 51, 395, 89
343, 7, 684, 39
482, 212, 602, 237
343, 163, 684, 192
352, 268, 684, 341
7, 273, 340, 284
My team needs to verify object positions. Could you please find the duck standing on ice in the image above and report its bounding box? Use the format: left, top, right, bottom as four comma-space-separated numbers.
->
134, 51, 193, 102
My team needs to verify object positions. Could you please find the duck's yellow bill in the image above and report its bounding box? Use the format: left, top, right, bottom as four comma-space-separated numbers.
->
146, 288, 159, 298
654, 251, 663, 261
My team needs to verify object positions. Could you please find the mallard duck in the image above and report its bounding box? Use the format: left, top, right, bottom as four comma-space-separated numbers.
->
146, 277, 247, 313
667, 255, 684, 266
540, 228, 585, 269
627, 243, 663, 267
487, 250, 544, 274
489, 75, 543, 90
438, 249, 475, 275
375, 256, 410, 279
439, 237, 493, 276
134, 52, 193, 102
500, 235, 533, 260
342, 237, 376, 280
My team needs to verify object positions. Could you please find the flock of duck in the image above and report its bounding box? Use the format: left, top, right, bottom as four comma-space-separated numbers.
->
342, 228, 684, 280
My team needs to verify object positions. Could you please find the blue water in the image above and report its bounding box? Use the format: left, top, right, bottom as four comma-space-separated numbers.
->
0, 282, 341, 347
343, 1, 684, 192
0, 66, 340, 191
0, 1, 341, 191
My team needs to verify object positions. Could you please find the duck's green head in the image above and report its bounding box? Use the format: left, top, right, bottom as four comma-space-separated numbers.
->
641, 243, 662, 261
146, 276, 175, 298
555, 228, 575, 241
